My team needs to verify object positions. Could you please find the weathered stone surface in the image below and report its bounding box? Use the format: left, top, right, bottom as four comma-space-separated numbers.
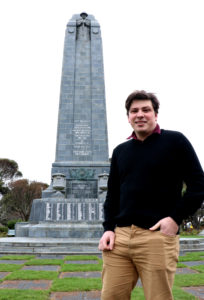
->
60, 271, 101, 278
176, 268, 198, 274
0, 237, 101, 254
16, 223, 103, 239
183, 286, 204, 299
0, 280, 52, 290
0, 260, 27, 264
29, 198, 104, 223
54, 13, 108, 165
180, 261, 204, 267
65, 260, 98, 264
52, 13, 110, 188
50, 291, 101, 300
22, 265, 60, 271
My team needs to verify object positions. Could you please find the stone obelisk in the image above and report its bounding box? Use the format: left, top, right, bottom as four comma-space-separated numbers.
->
52, 12, 109, 196
16, 13, 110, 240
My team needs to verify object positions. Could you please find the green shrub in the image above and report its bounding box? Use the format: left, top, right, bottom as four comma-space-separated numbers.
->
7, 219, 21, 229
0, 226, 8, 233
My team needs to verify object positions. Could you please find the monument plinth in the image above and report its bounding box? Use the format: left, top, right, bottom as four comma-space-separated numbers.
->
16, 13, 110, 240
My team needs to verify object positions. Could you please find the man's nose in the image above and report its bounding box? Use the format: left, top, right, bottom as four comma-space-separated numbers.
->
137, 110, 144, 117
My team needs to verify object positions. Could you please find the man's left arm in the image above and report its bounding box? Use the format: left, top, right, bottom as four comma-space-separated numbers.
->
170, 134, 204, 226
151, 134, 204, 235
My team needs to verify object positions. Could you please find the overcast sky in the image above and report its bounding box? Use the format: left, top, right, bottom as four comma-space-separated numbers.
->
0, 0, 204, 184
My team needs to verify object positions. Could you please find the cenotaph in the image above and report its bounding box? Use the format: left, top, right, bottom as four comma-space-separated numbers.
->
16, 13, 110, 239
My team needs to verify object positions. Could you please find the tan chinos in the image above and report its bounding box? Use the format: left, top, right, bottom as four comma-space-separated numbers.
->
102, 225, 179, 300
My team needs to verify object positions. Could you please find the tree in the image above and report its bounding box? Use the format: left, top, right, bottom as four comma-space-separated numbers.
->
181, 183, 204, 230
0, 179, 48, 222
0, 159, 22, 196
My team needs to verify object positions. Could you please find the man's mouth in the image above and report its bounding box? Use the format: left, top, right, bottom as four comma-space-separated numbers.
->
135, 121, 146, 125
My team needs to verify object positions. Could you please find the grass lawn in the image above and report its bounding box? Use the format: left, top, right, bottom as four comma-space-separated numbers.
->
179, 252, 204, 262
172, 286, 198, 300
131, 287, 145, 299
0, 264, 22, 272
177, 262, 188, 268
25, 259, 64, 266
180, 234, 204, 238
0, 252, 203, 299
130, 286, 198, 300
174, 273, 204, 287
51, 277, 102, 292
4, 270, 58, 280
61, 260, 102, 272
0, 289, 49, 300
191, 265, 204, 273
0, 255, 35, 260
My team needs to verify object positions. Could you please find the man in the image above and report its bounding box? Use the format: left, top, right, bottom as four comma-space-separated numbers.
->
98, 90, 204, 300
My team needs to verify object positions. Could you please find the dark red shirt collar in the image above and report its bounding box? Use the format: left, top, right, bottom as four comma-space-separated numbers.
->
127, 124, 161, 140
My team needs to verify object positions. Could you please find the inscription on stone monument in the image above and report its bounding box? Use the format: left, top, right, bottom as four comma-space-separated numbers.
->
73, 120, 92, 157
45, 201, 103, 222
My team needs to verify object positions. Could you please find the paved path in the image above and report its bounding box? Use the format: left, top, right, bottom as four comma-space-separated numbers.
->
0, 254, 203, 299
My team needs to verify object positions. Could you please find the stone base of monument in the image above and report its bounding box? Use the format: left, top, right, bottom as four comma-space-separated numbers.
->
13, 178, 107, 253
11, 220, 103, 254
0, 237, 101, 255
15, 222, 103, 239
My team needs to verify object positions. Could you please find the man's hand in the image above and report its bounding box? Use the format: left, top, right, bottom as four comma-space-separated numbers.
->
149, 217, 179, 236
98, 231, 115, 251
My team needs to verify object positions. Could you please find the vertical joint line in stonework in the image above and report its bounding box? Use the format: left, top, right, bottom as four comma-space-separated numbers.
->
90, 24, 93, 160
72, 24, 77, 158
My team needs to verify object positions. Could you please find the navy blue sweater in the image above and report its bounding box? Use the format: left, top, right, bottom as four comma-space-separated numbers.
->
103, 130, 204, 232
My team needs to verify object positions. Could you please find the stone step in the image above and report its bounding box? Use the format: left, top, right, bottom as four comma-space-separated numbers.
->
0, 237, 99, 246
0, 237, 203, 255
0, 237, 101, 255
179, 238, 204, 253
0, 247, 101, 255
180, 237, 204, 244
180, 238, 204, 250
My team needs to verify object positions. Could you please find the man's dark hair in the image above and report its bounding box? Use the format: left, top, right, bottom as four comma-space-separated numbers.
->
125, 90, 160, 115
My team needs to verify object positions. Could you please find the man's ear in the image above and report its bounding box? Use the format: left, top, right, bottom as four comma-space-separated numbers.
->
127, 113, 130, 123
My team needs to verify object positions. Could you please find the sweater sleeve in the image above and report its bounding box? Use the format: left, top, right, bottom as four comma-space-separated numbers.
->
103, 149, 120, 232
169, 134, 204, 225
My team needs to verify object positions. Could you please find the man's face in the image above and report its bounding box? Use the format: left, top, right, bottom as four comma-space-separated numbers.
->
128, 100, 157, 140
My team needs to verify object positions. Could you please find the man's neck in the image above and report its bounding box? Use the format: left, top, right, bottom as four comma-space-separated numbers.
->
136, 131, 152, 141
135, 124, 160, 141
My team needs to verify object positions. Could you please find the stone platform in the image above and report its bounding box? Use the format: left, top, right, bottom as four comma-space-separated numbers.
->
0, 237, 203, 255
